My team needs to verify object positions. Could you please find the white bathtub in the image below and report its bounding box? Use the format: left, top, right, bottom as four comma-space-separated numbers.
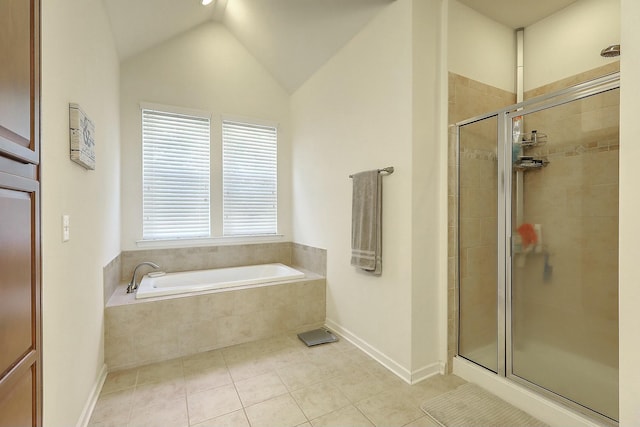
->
136, 263, 305, 299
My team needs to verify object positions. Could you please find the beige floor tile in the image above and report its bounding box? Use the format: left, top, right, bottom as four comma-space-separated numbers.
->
343, 348, 377, 365
303, 342, 342, 357
258, 335, 301, 354
401, 415, 442, 427
187, 383, 242, 425
276, 360, 329, 391
127, 397, 188, 427
137, 358, 184, 385
131, 379, 186, 410
356, 388, 425, 427
222, 338, 273, 362
88, 420, 129, 427
326, 338, 356, 352
226, 354, 275, 382
182, 349, 225, 372
245, 394, 308, 427
408, 374, 466, 402
101, 368, 138, 394
331, 370, 388, 403
89, 388, 133, 425
309, 405, 374, 427
267, 347, 308, 370
185, 364, 233, 395
235, 372, 288, 407
189, 409, 250, 427
304, 350, 359, 378
92, 333, 474, 427
291, 380, 351, 420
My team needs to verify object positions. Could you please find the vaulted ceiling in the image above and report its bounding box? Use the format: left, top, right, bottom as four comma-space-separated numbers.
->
102, 0, 393, 92
456, 0, 577, 28
102, 0, 580, 93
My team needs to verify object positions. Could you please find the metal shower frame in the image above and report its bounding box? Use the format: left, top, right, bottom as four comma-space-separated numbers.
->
454, 71, 620, 425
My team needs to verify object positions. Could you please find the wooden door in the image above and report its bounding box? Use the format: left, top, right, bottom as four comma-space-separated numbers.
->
0, 0, 42, 426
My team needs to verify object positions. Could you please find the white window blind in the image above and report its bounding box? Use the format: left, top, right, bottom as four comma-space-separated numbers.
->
222, 120, 277, 236
142, 109, 211, 240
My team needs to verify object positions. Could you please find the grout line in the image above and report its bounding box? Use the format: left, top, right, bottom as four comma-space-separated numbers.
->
181, 356, 194, 427
223, 348, 253, 427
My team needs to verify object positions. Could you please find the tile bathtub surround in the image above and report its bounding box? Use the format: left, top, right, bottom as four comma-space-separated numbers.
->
292, 243, 327, 276
91, 332, 463, 427
103, 253, 122, 306
106, 241, 327, 306
105, 275, 326, 370
121, 242, 295, 282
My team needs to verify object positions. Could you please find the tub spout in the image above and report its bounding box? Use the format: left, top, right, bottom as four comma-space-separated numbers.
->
127, 262, 160, 293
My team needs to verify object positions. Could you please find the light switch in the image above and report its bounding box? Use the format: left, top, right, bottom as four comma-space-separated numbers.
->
62, 215, 70, 242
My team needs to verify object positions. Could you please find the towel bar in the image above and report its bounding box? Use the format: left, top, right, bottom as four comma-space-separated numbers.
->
349, 166, 394, 178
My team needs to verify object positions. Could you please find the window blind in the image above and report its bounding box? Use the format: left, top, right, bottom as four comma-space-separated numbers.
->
142, 109, 211, 239
222, 120, 277, 236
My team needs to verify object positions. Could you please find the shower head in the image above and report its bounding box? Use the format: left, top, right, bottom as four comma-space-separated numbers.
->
600, 44, 620, 58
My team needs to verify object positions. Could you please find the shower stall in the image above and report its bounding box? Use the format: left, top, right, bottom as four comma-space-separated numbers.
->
455, 72, 619, 424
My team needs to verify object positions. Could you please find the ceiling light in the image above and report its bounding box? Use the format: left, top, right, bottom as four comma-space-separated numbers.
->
201, 0, 214, 5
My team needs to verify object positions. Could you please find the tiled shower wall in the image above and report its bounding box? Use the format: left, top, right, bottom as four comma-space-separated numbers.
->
448, 72, 515, 371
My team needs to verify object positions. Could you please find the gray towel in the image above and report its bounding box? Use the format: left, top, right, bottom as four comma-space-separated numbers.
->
351, 170, 382, 275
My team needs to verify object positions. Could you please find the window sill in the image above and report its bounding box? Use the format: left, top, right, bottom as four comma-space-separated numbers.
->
136, 234, 285, 249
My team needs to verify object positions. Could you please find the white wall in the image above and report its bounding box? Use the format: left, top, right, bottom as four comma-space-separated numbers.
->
120, 22, 291, 250
411, 0, 448, 374
292, 0, 444, 380
524, 0, 620, 91
40, 0, 121, 425
619, 0, 640, 423
448, 0, 516, 93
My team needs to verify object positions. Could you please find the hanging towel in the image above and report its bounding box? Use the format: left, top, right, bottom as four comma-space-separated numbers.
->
351, 170, 382, 275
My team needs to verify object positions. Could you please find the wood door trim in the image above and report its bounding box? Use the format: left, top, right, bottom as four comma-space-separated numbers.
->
0, 351, 37, 397
30, 0, 40, 165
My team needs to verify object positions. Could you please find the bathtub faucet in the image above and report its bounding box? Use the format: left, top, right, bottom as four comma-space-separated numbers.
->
126, 262, 160, 293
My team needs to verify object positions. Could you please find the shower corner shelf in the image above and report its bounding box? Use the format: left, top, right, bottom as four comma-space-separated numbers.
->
513, 130, 550, 171
519, 131, 548, 147
514, 158, 549, 171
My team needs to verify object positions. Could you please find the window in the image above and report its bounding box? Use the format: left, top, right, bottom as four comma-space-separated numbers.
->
140, 107, 278, 242
222, 120, 277, 236
142, 108, 210, 239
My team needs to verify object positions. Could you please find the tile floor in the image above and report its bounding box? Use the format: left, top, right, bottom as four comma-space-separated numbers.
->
89, 332, 467, 427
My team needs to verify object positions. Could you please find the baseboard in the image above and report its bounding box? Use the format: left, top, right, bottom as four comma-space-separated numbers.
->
76, 364, 107, 427
453, 357, 606, 427
411, 361, 445, 383
325, 319, 442, 385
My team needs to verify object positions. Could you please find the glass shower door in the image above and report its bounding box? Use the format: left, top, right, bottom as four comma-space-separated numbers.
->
509, 88, 619, 422
458, 115, 499, 373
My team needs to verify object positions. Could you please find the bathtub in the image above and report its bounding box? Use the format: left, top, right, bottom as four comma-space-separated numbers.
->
136, 263, 305, 299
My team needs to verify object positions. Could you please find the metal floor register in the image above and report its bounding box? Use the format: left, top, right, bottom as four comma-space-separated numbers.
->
297, 328, 338, 347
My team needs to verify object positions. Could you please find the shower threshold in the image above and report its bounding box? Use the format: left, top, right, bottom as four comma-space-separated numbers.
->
453, 356, 617, 427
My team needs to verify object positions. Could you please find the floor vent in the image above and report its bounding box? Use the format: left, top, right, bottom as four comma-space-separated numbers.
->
297, 328, 338, 347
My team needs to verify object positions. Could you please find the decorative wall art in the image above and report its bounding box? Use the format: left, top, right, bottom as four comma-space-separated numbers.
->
69, 103, 96, 170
